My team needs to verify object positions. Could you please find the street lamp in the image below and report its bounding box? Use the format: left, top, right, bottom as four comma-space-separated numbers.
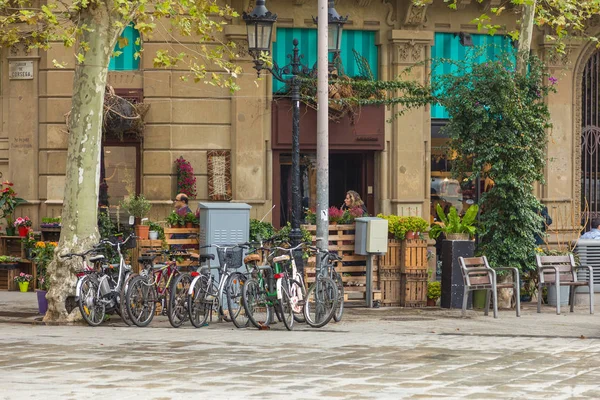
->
243, 0, 346, 254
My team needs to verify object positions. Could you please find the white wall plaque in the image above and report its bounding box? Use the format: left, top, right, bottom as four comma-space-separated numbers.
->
9, 61, 33, 80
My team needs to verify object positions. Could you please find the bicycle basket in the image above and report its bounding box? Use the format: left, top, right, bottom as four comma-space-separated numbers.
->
123, 235, 137, 250
217, 247, 243, 269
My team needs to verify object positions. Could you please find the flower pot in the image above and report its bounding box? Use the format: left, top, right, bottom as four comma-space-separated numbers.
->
185, 222, 193, 228
405, 231, 416, 240
18, 226, 28, 237
427, 298, 437, 307
135, 224, 150, 240
18, 281, 29, 292
5, 226, 15, 236
473, 289, 487, 309
520, 294, 532, 303
446, 233, 470, 241
37, 290, 48, 314
148, 231, 159, 240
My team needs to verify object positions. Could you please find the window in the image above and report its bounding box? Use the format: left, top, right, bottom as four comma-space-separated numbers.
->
272, 28, 378, 93
430, 32, 514, 119
108, 25, 141, 71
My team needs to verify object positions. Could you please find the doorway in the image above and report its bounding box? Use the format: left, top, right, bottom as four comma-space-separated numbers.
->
274, 151, 374, 228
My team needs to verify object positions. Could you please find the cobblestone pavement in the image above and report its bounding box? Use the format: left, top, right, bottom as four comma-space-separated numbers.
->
2, 293, 600, 399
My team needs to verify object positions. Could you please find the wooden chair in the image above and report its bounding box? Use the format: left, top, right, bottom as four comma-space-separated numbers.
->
458, 256, 521, 318
535, 254, 593, 315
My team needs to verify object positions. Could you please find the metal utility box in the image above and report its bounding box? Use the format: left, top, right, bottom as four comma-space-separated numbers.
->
575, 239, 600, 292
198, 202, 251, 266
355, 217, 389, 255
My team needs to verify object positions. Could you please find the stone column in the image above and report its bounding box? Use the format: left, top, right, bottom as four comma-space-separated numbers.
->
226, 26, 272, 221
6, 45, 40, 222
388, 30, 434, 219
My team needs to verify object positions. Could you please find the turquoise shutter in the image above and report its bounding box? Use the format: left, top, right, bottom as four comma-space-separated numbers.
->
272, 28, 378, 93
109, 25, 141, 71
431, 32, 514, 119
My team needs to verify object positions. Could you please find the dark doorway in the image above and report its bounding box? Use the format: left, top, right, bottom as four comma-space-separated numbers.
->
329, 153, 365, 209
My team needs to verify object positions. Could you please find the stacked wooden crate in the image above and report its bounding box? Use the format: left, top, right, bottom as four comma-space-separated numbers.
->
378, 240, 403, 306
302, 224, 381, 304
399, 239, 428, 307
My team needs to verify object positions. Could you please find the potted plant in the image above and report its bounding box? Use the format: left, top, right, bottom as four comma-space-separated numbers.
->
403, 216, 429, 240
32, 241, 56, 314
14, 272, 33, 292
427, 281, 441, 306
0, 181, 26, 236
184, 212, 196, 228
0, 255, 21, 267
41, 217, 61, 228
147, 221, 164, 241
120, 194, 152, 239
328, 206, 344, 225
166, 211, 183, 228
14, 216, 32, 237
429, 204, 478, 241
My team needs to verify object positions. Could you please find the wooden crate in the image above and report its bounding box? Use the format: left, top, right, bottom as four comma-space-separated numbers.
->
302, 224, 380, 304
0, 267, 18, 291
401, 240, 428, 272
400, 269, 428, 307
379, 266, 403, 306
131, 239, 163, 273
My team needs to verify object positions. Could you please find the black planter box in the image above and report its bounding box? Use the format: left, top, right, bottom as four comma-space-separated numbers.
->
441, 239, 475, 309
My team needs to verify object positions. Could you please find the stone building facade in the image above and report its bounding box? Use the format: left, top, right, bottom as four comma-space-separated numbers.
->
0, 0, 594, 240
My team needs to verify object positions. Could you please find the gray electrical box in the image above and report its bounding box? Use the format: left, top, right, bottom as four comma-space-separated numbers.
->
198, 202, 251, 266
355, 217, 389, 255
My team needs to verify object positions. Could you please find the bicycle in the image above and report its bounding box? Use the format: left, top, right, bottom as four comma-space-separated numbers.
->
66, 233, 136, 327
242, 243, 295, 331
125, 248, 194, 327
303, 246, 340, 328
270, 242, 307, 324
187, 243, 248, 328
311, 246, 344, 322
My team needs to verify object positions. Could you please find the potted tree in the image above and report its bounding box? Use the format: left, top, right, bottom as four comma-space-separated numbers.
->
428, 204, 478, 241
120, 194, 152, 240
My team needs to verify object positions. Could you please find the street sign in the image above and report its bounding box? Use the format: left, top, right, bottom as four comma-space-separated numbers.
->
9, 61, 33, 80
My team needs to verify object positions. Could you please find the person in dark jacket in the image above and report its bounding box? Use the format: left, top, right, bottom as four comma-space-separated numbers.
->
535, 205, 552, 245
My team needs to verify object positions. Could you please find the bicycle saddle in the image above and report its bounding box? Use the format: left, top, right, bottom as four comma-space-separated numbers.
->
273, 255, 290, 263
89, 255, 105, 262
199, 254, 215, 262
244, 254, 261, 264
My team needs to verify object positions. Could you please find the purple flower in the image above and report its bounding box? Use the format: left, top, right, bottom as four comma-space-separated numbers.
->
549, 76, 558, 85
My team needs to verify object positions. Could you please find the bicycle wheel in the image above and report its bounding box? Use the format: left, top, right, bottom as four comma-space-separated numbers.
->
242, 278, 272, 329
126, 275, 157, 327
290, 278, 306, 323
78, 275, 105, 326
119, 272, 137, 326
168, 273, 192, 328
226, 272, 249, 329
188, 275, 210, 328
304, 276, 337, 328
333, 272, 344, 322
277, 280, 294, 331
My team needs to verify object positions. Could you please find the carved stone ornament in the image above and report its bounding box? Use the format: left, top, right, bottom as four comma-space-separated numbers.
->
394, 41, 426, 64
232, 39, 249, 58
403, 1, 430, 27
382, 0, 397, 27
546, 48, 572, 69
9, 43, 29, 57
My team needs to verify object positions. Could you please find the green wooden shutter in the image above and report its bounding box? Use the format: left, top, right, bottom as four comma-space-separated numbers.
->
431, 32, 514, 119
272, 28, 378, 93
109, 25, 141, 71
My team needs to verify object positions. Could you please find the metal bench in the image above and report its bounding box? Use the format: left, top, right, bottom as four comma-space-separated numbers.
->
535, 254, 593, 315
458, 256, 521, 318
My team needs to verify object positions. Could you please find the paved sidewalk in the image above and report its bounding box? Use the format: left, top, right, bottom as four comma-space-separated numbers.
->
2, 291, 600, 399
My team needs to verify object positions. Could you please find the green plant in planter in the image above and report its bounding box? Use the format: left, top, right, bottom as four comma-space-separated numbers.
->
184, 212, 196, 226
119, 194, 151, 221
429, 204, 478, 240
427, 281, 441, 301
166, 211, 183, 227
404, 216, 429, 234
147, 221, 165, 240
249, 219, 275, 242
0, 255, 22, 263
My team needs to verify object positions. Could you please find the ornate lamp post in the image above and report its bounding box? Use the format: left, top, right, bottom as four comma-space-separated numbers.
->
244, 0, 346, 252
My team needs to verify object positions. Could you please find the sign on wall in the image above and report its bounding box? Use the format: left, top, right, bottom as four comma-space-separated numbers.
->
9, 61, 33, 80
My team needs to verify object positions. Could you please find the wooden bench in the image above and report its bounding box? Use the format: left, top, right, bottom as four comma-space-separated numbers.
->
536, 254, 593, 315
458, 256, 521, 318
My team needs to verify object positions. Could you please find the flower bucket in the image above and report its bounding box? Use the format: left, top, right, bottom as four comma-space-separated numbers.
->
18, 281, 29, 292
18, 226, 28, 237
5, 226, 15, 236
148, 231, 159, 240
37, 290, 48, 314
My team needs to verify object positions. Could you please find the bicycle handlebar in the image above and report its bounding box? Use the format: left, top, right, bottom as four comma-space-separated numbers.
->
60, 247, 102, 259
